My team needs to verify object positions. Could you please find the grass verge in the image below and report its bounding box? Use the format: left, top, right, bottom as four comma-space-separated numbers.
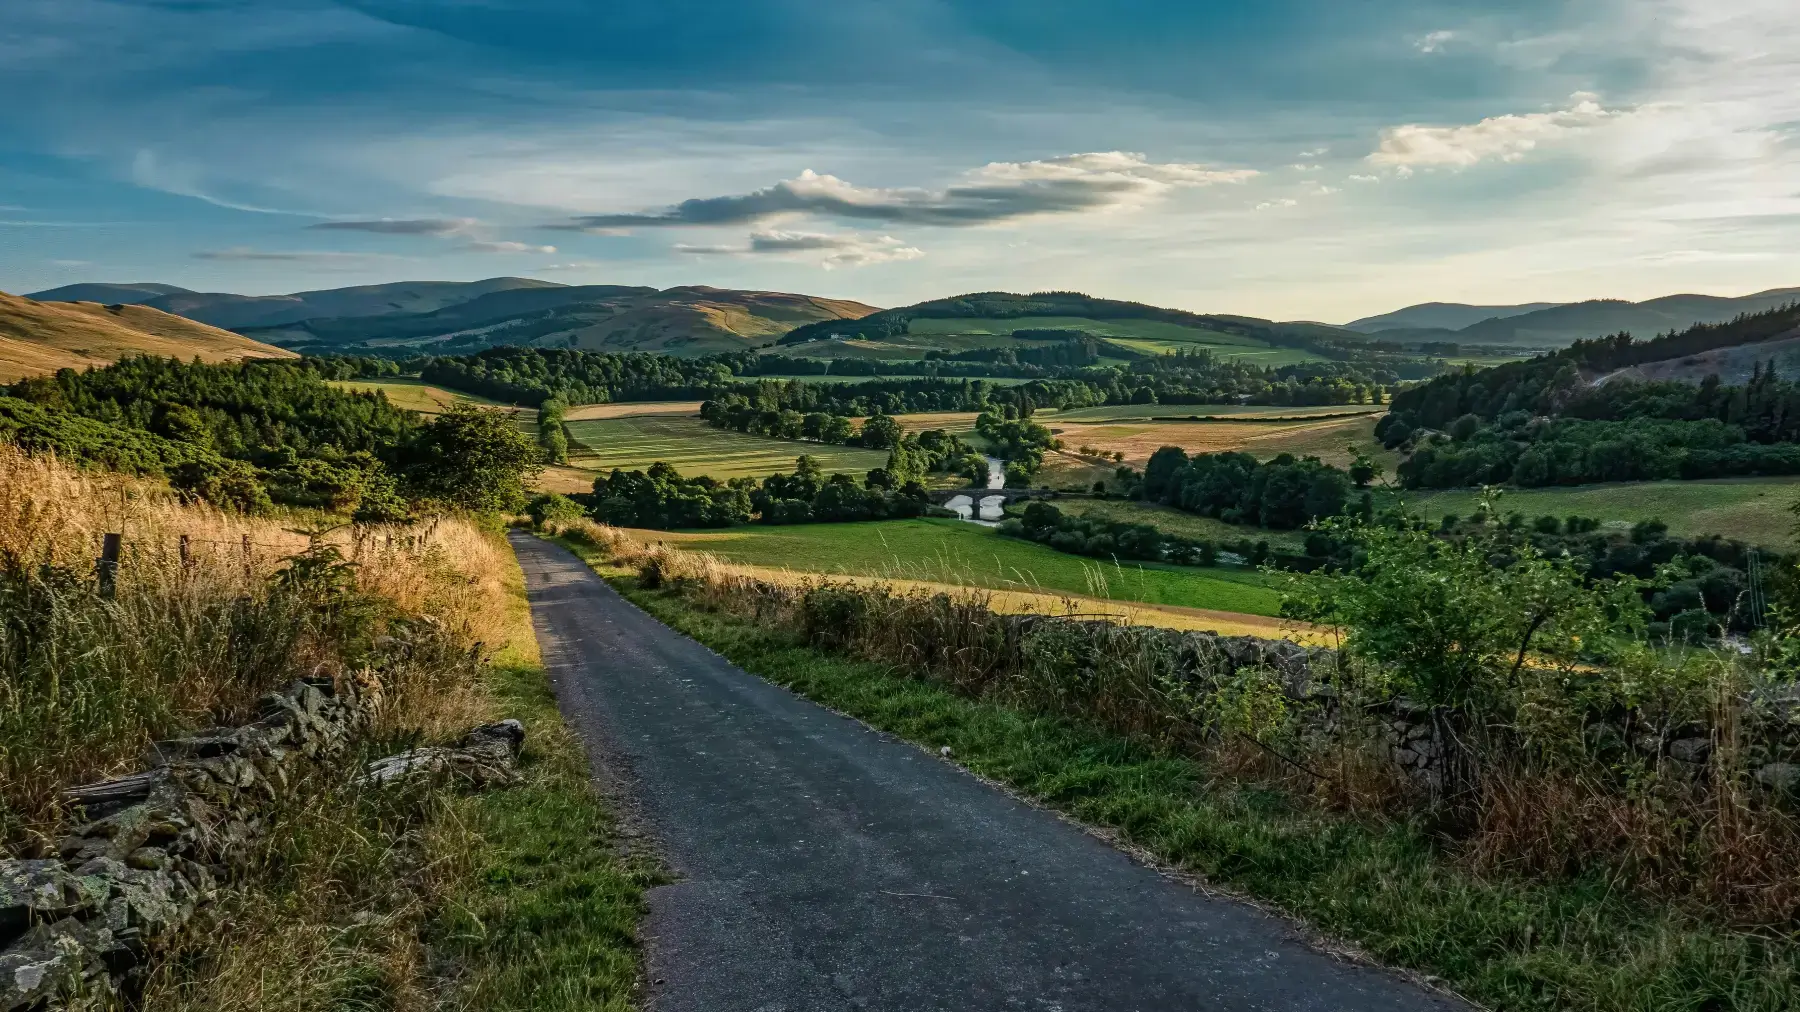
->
428, 537, 660, 1011
578, 551, 1799, 1012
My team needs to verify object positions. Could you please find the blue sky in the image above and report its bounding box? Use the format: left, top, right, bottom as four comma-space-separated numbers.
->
3, 0, 1797, 321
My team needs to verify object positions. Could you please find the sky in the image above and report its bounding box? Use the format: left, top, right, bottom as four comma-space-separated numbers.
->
2, 0, 1798, 323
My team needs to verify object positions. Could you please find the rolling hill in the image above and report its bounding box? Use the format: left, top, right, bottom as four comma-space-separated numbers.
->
0, 291, 297, 381
246, 284, 880, 357
25, 282, 194, 305
1348, 287, 1800, 348
32, 277, 568, 331
1344, 302, 1563, 333
769, 291, 1366, 366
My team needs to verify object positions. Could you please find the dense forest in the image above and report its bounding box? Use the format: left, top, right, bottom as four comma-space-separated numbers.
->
2, 357, 539, 516
1382, 303, 1800, 488
1132, 446, 1361, 531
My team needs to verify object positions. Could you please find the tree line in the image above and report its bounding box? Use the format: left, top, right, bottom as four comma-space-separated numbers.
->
584, 456, 935, 529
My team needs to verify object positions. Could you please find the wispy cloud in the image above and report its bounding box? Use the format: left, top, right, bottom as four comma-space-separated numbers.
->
462, 240, 557, 253
191, 248, 391, 262
309, 218, 478, 236
1414, 30, 1457, 53
552, 152, 1256, 231
677, 230, 924, 269
1369, 93, 1617, 169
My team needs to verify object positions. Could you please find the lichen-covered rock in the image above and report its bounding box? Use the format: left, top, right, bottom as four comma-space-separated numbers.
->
0, 918, 113, 1009
0, 862, 109, 945
1755, 762, 1800, 793
361, 719, 527, 788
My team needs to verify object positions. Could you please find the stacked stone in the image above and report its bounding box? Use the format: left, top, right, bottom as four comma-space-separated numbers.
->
0, 680, 526, 1010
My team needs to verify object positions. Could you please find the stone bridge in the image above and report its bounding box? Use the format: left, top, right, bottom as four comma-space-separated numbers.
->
924, 487, 1060, 506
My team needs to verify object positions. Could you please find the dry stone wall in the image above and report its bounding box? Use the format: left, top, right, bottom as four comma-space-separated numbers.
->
0, 679, 524, 1010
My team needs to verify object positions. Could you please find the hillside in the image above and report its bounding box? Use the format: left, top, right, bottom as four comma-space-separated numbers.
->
771, 291, 1366, 365
1344, 301, 1563, 333
0, 290, 297, 380
1352, 287, 1800, 348
25, 282, 193, 305
33, 277, 570, 331
251, 284, 879, 357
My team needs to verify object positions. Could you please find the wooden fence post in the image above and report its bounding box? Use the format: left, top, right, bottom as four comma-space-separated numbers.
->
97, 533, 121, 598
242, 533, 253, 581
179, 534, 192, 570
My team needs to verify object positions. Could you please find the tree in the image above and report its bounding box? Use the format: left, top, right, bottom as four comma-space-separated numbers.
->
404, 404, 542, 513
859, 413, 903, 449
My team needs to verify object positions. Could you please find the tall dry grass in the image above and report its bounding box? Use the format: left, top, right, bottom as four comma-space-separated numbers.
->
0, 444, 503, 849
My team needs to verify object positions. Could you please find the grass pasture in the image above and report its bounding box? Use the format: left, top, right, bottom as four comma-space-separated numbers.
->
630, 518, 1287, 618
562, 414, 888, 481
1383, 476, 1800, 550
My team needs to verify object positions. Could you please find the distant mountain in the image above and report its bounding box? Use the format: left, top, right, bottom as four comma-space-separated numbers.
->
138, 277, 567, 331
1455, 289, 1800, 347
248, 284, 880, 357
27, 282, 194, 305
1344, 302, 1563, 334
1348, 287, 1800, 348
0, 291, 295, 381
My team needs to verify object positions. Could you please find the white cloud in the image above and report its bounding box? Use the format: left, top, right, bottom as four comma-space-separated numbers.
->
553, 152, 1257, 230
538, 261, 609, 271
1255, 199, 1299, 211
1368, 93, 1618, 168
1414, 30, 1457, 53
677, 230, 925, 269
462, 240, 557, 253
1348, 174, 1381, 183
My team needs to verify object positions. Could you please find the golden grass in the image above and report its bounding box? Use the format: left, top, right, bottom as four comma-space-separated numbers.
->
325, 378, 512, 415
0, 291, 296, 381
1045, 413, 1385, 468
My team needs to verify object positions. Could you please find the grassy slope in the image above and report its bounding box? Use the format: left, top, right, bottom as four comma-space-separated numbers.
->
1382, 477, 1800, 551
611, 580, 1800, 1012
633, 518, 1285, 616
563, 414, 889, 480
434, 534, 658, 1010
0, 290, 297, 381
326, 377, 513, 414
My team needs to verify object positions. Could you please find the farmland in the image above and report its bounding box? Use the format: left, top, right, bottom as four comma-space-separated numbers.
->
1041, 412, 1387, 470
634, 518, 1288, 617
1382, 476, 1800, 550
562, 413, 888, 481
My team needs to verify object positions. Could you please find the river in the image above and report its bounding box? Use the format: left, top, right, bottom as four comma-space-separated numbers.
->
943, 456, 1007, 526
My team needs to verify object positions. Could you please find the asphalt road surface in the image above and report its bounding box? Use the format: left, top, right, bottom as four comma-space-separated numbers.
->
511, 533, 1464, 1012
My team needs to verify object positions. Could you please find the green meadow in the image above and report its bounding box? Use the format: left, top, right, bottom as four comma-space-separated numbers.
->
644, 518, 1286, 616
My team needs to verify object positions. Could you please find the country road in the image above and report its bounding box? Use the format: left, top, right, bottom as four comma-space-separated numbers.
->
510, 533, 1464, 1012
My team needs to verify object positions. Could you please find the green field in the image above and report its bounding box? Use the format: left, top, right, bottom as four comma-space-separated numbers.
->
647, 518, 1286, 616
1380, 477, 1800, 550
1046, 498, 1310, 552
562, 414, 888, 480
